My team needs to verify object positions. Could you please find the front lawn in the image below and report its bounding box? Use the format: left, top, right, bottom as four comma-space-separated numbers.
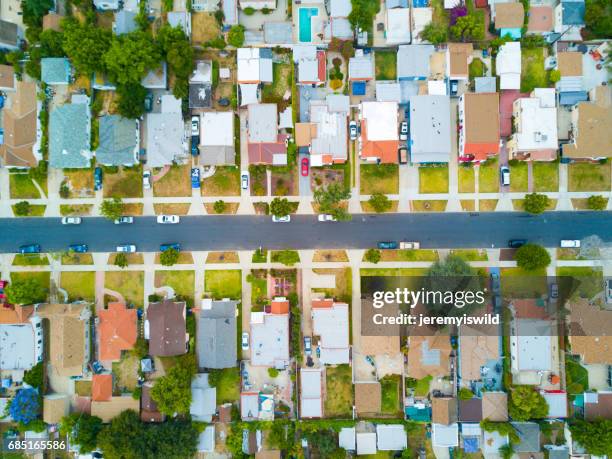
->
500, 267, 547, 298
64, 169, 94, 198
360, 164, 399, 194
533, 162, 559, 192
568, 163, 611, 192
380, 374, 401, 415
458, 166, 475, 193
411, 200, 447, 211
375, 51, 397, 80
205, 270, 242, 299
11, 271, 50, 297
12, 254, 49, 266
60, 204, 94, 216
61, 272, 95, 302
419, 166, 449, 193
103, 166, 143, 198
556, 267, 603, 299
155, 270, 195, 303
521, 48, 547, 93
211, 367, 240, 403
62, 253, 94, 265
201, 166, 240, 196
9, 173, 40, 199
105, 271, 144, 307
509, 162, 528, 192
324, 365, 353, 417
478, 159, 499, 193
153, 165, 192, 197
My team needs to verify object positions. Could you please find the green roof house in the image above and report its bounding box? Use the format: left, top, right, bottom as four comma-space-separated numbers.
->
96, 115, 138, 166
41, 58, 71, 85
49, 102, 91, 169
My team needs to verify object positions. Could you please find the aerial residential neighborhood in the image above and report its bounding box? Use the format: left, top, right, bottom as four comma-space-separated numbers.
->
0, 0, 610, 457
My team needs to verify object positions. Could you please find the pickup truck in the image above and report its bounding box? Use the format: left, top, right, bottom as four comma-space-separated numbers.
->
400, 241, 420, 249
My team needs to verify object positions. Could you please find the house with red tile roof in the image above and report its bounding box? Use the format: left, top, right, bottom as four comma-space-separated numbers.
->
358, 101, 399, 164
98, 302, 137, 362
92, 374, 113, 402
458, 93, 500, 162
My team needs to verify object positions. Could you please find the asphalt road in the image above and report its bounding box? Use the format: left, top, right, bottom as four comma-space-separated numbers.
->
1, 211, 611, 253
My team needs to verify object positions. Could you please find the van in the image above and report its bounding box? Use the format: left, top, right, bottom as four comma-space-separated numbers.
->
500, 167, 510, 186
560, 240, 581, 248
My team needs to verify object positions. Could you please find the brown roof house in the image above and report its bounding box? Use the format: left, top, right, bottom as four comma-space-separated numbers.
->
494, 3, 525, 31
0, 81, 39, 168
407, 334, 451, 380
482, 391, 508, 421
43, 394, 70, 425
37, 303, 92, 377
91, 396, 140, 423
247, 103, 288, 165
459, 398, 483, 422
584, 392, 612, 421
527, 6, 554, 34
562, 85, 612, 160
446, 43, 473, 80
355, 382, 382, 416
557, 52, 583, 77
459, 324, 500, 382
432, 397, 458, 425
141, 382, 165, 422
0, 64, 15, 90
568, 299, 612, 365
146, 299, 188, 357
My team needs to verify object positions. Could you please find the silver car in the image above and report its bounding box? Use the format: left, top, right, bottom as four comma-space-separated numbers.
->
114, 216, 134, 224
61, 216, 82, 225
157, 215, 180, 224
116, 244, 136, 253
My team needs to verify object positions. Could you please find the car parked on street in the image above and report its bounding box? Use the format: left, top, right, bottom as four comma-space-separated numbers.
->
157, 215, 180, 224
399, 121, 408, 141
94, 167, 103, 191
61, 216, 82, 225
143, 170, 152, 189
114, 216, 134, 224
241, 332, 249, 350
160, 243, 181, 252
191, 116, 200, 136
19, 244, 41, 254
241, 171, 249, 190
191, 168, 200, 189
116, 244, 136, 253
318, 214, 337, 222
549, 283, 559, 299
69, 244, 88, 253
560, 239, 581, 248
349, 121, 358, 140
301, 157, 309, 176
377, 241, 398, 250
272, 215, 291, 223
508, 239, 527, 248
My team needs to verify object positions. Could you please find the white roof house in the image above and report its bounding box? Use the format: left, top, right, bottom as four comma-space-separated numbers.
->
199, 112, 235, 165
312, 302, 349, 364
483, 430, 508, 454
376, 82, 402, 102
397, 45, 434, 80
293, 45, 324, 85
248, 104, 278, 143
303, 96, 349, 166
356, 432, 377, 455
339, 427, 356, 451
360, 101, 399, 140
330, 0, 351, 17
145, 96, 187, 167
542, 391, 568, 418
0, 316, 44, 371
510, 319, 554, 373
197, 425, 215, 452
409, 95, 452, 163
432, 423, 459, 447
386, 8, 411, 44
250, 312, 289, 367
237, 48, 273, 83
167, 12, 191, 36
349, 51, 374, 80
300, 368, 323, 418
496, 42, 522, 90
376, 425, 407, 451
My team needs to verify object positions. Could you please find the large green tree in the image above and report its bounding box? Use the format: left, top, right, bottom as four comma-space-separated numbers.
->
523, 192, 550, 214
349, 0, 380, 31
100, 197, 125, 221
420, 22, 448, 45
6, 278, 47, 305
62, 18, 113, 75
313, 183, 351, 221
116, 83, 147, 119
569, 419, 612, 456
368, 193, 392, 213
508, 385, 548, 421
270, 197, 293, 217
104, 31, 161, 86
514, 243, 551, 271
584, 0, 612, 39
150, 355, 196, 416
227, 25, 245, 47
157, 25, 193, 98
160, 248, 179, 266
60, 413, 103, 453
450, 13, 484, 41
21, 0, 54, 28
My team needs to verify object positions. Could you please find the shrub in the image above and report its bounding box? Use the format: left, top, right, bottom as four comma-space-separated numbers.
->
59, 182, 70, 198
14, 200, 31, 216
364, 248, 381, 263
330, 79, 342, 90
243, 6, 255, 15
458, 388, 474, 400
268, 368, 279, 378
114, 253, 128, 268
523, 192, 550, 214
587, 195, 607, 210
160, 248, 180, 266
213, 200, 227, 214
515, 243, 551, 271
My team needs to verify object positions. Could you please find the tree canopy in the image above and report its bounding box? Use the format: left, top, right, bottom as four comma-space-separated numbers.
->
100, 197, 125, 221
508, 385, 548, 421
270, 197, 293, 217
587, 195, 607, 210
21, 0, 55, 28
116, 83, 147, 119
569, 419, 612, 457
60, 413, 103, 453
9, 388, 40, 424
364, 248, 381, 264
104, 31, 162, 86
514, 243, 551, 271
349, 0, 380, 31
523, 193, 550, 214
450, 13, 484, 41
6, 278, 47, 305
313, 183, 351, 221
62, 18, 113, 76
584, 0, 612, 39
420, 22, 448, 45
160, 248, 180, 266
227, 25, 246, 47
150, 355, 196, 416
368, 193, 392, 213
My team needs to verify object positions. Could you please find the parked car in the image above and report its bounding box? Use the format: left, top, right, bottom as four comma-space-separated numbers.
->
399, 241, 420, 249
19, 244, 41, 254
94, 167, 103, 191
116, 244, 136, 253
160, 243, 181, 252
191, 168, 201, 189
377, 241, 398, 250
272, 215, 290, 223
144, 93, 153, 112
241, 171, 249, 190
508, 239, 527, 249
191, 137, 200, 156
61, 216, 82, 225
318, 214, 337, 222
191, 116, 200, 136
90, 361, 105, 374
69, 244, 88, 253
399, 121, 408, 141
301, 157, 309, 177
218, 98, 230, 107
560, 239, 581, 248
490, 271, 501, 293
241, 332, 249, 350
157, 215, 180, 224
349, 121, 358, 140
143, 170, 152, 189
304, 337, 312, 356
500, 166, 510, 186
549, 283, 559, 299
606, 279, 612, 305
450, 80, 458, 96
114, 216, 134, 224
398, 147, 408, 164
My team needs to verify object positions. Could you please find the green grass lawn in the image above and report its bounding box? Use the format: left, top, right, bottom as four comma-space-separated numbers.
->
533, 162, 559, 192
61, 271, 95, 302
62, 253, 94, 265
413, 375, 433, 397
212, 367, 240, 403
501, 267, 547, 298
250, 273, 268, 306
201, 166, 240, 196
419, 166, 449, 193
261, 62, 292, 105
324, 365, 353, 417
205, 270, 241, 299
103, 166, 143, 198
12, 204, 46, 216
12, 254, 49, 266
105, 271, 144, 307
155, 270, 195, 301
521, 48, 547, 93
556, 267, 603, 299
458, 166, 475, 193
375, 51, 397, 80
449, 249, 488, 261
361, 268, 428, 277
9, 173, 41, 199
10, 271, 50, 302
380, 374, 401, 415
509, 162, 528, 192
411, 200, 447, 211
478, 159, 499, 193
360, 164, 399, 194
379, 250, 439, 262
566, 357, 589, 398
568, 163, 611, 192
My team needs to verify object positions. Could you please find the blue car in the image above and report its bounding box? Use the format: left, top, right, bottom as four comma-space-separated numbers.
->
69, 244, 88, 253
94, 167, 103, 191
191, 168, 200, 189
377, 241, 398, 250
19, 244, 41, 254
160, 243, 181, 252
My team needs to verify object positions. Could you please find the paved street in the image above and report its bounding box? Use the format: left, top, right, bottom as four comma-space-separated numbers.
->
0, 211, 610, 253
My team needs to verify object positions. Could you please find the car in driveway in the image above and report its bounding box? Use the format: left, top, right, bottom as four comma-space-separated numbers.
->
304, 337, 312, 356
500, 166, 510, 186
19, 244, 41, 254
398, 146, 408, 164
349, 121, 358, 140
191, 116, 200, 136
157, 215, 180, 224
116, 244, 136, 253
377, 241, 398, 250
143, 170, 152, 189
508, 239, 527, 248
241, 171, 249, 190
450, 80, 458, 96
218, 98, 230, 107
69, 244, 88, 253
272, 215, 290, 223
241, 332, 249, 350
490, 271, 501, 293
94, 167, 103, 191
399, 121, 408, 141
114, 216, 134, 224
549, 283, 559, 300
318, 214, 337, 222
61, 216, 82, 225
160, 243, 181, 252
191, 168, 200, 189
301, 157, 309, 176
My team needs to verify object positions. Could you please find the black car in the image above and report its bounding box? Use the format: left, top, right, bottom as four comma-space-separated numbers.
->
218, 98, 230, 107
94, 167, 103, 191
508, 239, 527, 249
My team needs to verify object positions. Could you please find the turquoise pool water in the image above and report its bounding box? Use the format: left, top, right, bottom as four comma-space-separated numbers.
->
299, 7, 318, 42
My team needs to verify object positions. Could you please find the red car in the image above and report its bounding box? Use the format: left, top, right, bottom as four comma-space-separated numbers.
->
301, 157, 309, 177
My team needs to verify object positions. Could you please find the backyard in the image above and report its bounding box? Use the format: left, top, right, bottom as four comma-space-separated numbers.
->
324, 365, 353, 417
261, 61, 292, 111
521, 48, 548, 93
375, 51, 397, 80
360, 165, 399, 194
211, 367, 240, 403
380, 374, 401, 415
419, 166, 449, 193
60, 272, 95, 302
205, 270, 242, 299
105, 271, 145, 307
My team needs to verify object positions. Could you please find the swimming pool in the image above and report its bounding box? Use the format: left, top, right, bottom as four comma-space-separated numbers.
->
299, 7, 318, 42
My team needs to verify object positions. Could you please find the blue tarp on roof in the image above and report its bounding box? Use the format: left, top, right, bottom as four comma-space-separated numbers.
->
352, 81, 366, 96
559, 91, 588, 106
464, 437, 479, 453
562, 0, 585, 25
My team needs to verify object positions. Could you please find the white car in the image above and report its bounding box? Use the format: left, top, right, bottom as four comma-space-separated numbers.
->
61, 216, 82, 225
272, 215, 290, 223
116, 244, 136, 253
241, 171, 249, 190
143, 170, 152, 189
241, 332, 249, 350
191, 115, 200, 136
399, 121, 408, 141
114, 216, 134, 224
560, 239, 581, 248
318, 214, 337, 222
349, 121, 358, 140
157, 215, 180, 224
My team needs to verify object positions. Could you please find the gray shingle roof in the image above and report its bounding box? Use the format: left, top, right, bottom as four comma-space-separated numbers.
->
96, 115, 138, 166
397, 45, 434, 79
0, 20, 19, 47
115, 10, 137, 35
49, 103, 91, 169
197, 300, 238, 369
41, 58, 71, 84
512, 422, 541, 453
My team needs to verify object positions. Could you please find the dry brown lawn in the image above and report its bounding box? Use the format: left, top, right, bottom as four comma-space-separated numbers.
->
122, 203, 144, 215
64, 170, 94, 198
479, 199, 498, 211
153, 203, 191, 215
154, 252, 194, 264
112, 354, 140, 392
60, 204, 93, 216
206, 252, 240, 263
191, 13, 221, 43
460, 200, 475, 211
361, 200, 398, 213
153, 165, 192, 197
313, 250, 349, 262
204, 202, 239, 214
